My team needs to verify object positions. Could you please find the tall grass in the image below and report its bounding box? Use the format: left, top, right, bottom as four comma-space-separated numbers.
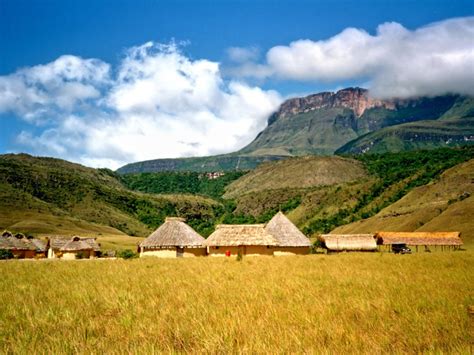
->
1, 252, 472, 353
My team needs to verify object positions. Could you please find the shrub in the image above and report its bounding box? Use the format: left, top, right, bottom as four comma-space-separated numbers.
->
117, 249, 138, 259
0, 249, 14, 260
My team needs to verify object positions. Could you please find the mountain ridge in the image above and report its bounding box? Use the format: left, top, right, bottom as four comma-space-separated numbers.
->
117, 87, 473, 173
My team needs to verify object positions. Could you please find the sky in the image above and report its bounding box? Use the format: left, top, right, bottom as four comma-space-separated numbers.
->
1, 0, 473, 169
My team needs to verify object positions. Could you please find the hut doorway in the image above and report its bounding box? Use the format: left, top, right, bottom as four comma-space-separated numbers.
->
176, 247, 184, 257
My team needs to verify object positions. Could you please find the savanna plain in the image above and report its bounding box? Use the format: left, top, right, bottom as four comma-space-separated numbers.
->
1, 249, 473, 353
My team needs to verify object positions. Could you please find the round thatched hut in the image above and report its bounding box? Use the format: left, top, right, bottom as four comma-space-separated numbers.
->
204, 224, 277, 256
47, 236, 100, 259
265, 212, 311, 255
139, 217, 206, 258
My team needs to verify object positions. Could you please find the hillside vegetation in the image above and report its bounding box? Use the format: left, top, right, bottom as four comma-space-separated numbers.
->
121, 171, 245, 199
333, 158, 474, 241
336, 117, 474, 154
1, 254, 472, 353
0, 154, 221, 240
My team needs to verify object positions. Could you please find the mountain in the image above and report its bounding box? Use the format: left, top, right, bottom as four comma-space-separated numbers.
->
117, 87, 473, 173
239, 88, 470, 156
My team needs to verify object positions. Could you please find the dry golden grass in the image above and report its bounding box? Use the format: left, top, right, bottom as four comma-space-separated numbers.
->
1, 251, 473, 353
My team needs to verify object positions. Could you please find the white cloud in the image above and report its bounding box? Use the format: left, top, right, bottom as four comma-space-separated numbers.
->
227, 46, 260, 63
0, 55, 110, 120
234, 17, 474, 98
5, 43, 281, 169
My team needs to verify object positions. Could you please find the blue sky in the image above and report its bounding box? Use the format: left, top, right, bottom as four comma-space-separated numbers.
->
1, 0, 473, 168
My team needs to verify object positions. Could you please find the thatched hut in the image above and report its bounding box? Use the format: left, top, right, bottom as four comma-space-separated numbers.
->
319, 234, 377, 252
375, 231, 463, 251
205, 224, 278, 256
0, 231, 46, 258
265, 212, 311, 255
47, 236, 100, 259
139, 217, 206, 258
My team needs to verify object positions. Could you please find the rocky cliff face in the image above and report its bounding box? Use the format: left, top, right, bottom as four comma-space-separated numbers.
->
277, 87, 396, 119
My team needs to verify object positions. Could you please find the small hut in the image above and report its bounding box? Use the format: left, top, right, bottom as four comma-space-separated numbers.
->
375, 231, 463, 252
205, 224, 278, 256
319, 234, 377, 252
265, 212, 311, 255
0, 231, 46, 258
139, 217, 206, 258
48, 236, 101, 259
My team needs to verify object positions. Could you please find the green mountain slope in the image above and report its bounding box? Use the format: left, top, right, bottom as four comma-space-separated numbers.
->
332, 159, 474, 244
0, 154, 221, 238
336, 117, 474, 154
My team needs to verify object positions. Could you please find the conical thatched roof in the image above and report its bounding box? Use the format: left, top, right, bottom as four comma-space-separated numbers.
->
319, 234, 377, 251
140, 217, 205, 248
204, 224, 278, 246
265, 212, 311, 247
375, 231, 462, 246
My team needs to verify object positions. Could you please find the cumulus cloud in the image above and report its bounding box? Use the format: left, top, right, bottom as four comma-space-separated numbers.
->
0, 55, 110, 120
3, 43, 281, 169
234, 17, 474, 98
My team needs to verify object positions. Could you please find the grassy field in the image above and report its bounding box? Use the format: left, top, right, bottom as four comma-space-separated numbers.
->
1, 252, 472, 353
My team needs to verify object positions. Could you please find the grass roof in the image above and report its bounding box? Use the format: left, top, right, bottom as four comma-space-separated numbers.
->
0, 231, 46, 252
140, 217, 205, 248
265, 212, 311, 247
319, 234, 377, 251
375, 232, 463, 246
50, 236, 101, 251
205, 224, 278, 246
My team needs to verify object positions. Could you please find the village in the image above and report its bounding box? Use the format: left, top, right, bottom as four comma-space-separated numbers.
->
0, 212, 464, 260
